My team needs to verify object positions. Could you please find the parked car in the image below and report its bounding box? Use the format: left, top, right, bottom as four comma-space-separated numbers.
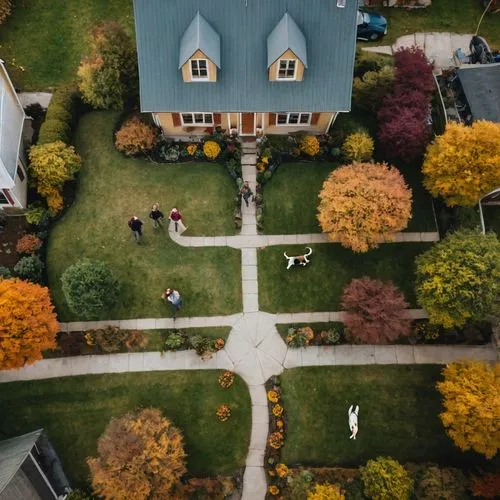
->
356, 9, 388, 41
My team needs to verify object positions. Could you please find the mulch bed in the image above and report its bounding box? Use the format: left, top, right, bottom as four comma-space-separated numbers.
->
0, 216, 30, 268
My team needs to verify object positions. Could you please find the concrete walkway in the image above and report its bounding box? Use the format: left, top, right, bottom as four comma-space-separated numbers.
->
18, 92, 53, 109
0, 139, 494, 499
362, 32, 474, 69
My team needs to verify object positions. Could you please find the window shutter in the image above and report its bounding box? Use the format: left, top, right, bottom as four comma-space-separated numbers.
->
269, 113, 276, 126
172, 113, 181, 127
311, 113, 320, 125
214, 113, 221, 125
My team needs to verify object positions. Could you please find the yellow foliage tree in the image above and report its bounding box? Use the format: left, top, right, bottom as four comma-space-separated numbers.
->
308, 483, 345, 500
437, 361, 500, 459
88, 408, 187, 499
317, 162, 412, 252
423, 121, 500, 206
29, 141, 81, 213
0, 278, 59, 370
342, 131, 374, 162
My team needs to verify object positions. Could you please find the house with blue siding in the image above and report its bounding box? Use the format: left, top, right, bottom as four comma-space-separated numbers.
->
133, 0, 358, 138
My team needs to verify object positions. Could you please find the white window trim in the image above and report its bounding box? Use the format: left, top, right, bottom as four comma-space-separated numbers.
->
180, 112, 214, 126
190, 59, 209, 81
276, 112, 312, 126
276, 59, 297, 81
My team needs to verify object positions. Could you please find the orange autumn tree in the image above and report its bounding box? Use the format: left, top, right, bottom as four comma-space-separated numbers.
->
437, 361, 500, 459
0, 278, 59, 370
423, 121, 500, 206
87, 408, 187, 499
317, 162, 412, 252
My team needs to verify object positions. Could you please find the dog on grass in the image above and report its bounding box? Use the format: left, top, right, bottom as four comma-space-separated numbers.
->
348, 405, 359, 440
283, 247, 312, 270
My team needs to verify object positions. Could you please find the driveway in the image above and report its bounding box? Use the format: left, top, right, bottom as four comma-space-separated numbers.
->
363, 32, 474, 69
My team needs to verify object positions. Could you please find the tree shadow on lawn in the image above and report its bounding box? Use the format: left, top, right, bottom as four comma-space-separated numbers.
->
258, 243, 431, 313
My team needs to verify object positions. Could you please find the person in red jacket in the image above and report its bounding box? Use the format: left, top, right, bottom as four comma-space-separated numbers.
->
168, 207, 187, 233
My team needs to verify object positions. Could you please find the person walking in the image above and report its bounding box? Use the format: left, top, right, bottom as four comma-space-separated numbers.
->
162, 288, 183, 318
240, 181, 254, 208
128, 216, 144, 242
168, 207, 187, 233
149, 203, 164, 229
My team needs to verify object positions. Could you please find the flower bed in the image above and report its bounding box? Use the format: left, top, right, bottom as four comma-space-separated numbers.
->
264, 376, 289, 498
277, 320, 491, 348
162, 329, 226, 358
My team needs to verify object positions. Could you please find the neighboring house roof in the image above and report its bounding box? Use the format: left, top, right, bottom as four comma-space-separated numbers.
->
457, 63, 500, 122
0, 429, 43, 494
267, 12, 307, 68
133, 0, 358, 112
179, 11, 221, 69
0, 60, 25, 188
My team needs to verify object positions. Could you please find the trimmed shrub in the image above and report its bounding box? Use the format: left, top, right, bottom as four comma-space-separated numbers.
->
16, 234, 42, 255
13, 255, 43, 283
0, 266, 11, 278
300, 136, 320, 156
38, 119, 71, 145
0, 0, 11, 25
317, 162, 412, 252
78, 21, 138, 110
354, 48, 393, 78
415, 465, 468, 500
307, 483, 345, 500
342, 131, 374, 162
393, 46, 435, 96
361, 457, 413, 500
203, 140, 221, 159
115, 117, 159, 156
341, 278, 411, 344
61, 259, 119, 319
471, 472, 500, 499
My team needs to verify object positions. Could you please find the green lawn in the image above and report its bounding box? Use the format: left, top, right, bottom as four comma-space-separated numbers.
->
258, 243, 431, 312
0, 371, 251, 488
262, 162, 436, 234
281, 366, 484, 468
47, 112, 241, 321
366, 0, 500, 48
0, 0, 134, 90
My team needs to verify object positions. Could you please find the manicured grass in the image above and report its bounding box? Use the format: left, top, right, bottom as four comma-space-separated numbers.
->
47, 112, 241, 320
366, 0, 500, 48
258, 243, 431, 312
281, 366, 483, 468
262, 162, 436, 234
0, 0, 134, 90
0, 371, 251, 487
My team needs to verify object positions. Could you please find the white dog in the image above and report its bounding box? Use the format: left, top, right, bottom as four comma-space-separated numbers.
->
283, 247, 312, 270
348, 405, 359, 440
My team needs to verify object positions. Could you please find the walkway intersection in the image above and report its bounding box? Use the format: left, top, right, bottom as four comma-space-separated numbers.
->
0, 141, 495, 500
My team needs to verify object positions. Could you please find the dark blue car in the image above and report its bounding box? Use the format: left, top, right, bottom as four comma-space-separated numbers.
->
356, 9, 388, 41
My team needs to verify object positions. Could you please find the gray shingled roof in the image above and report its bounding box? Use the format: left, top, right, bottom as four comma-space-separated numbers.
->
179, 11, 221, 69
0, 430, 43, 493
457, 63, 500, 123
267, 12, 307, 68
133, 0, 357, 113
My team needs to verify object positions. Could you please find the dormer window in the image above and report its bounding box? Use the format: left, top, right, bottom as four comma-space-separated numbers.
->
191, 59, 209, 80
277, 59, 296, 80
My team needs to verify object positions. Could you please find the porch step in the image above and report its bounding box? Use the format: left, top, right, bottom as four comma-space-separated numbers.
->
242, 148, 257, 155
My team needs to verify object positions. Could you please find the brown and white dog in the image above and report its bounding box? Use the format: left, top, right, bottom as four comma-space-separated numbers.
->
283, 247, 312, 270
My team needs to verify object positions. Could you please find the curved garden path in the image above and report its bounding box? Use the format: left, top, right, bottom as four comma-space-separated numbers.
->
0, 143, 495, 499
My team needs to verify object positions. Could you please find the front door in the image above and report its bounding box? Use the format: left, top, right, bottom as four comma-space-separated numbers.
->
240, 113, 255, 136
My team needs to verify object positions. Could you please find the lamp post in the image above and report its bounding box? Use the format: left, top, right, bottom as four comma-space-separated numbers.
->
478, 187, 500, 234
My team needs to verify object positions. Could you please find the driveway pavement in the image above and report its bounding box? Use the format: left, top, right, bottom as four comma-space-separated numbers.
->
363, 32, 474, 69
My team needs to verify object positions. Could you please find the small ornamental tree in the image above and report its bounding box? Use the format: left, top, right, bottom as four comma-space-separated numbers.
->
0, 279, 58, 370
471, 472, 500, 499
78, 21, 138, 110
341, 278, 411, 344
300, 135, 320, 156
415, 230, 500, 328
16, 234, 42, 254
61, 259, 119, 319
29, 141, 81, 212
415, 466, 468, 500
423, 120, 500, 206
393, 46, 435, 95
115, 117, 159, 156
342, 131, 374, 162
361, 457, 413, 500
317, 162, 412, 252
307, 483, 345, 500
352, 65, 394, 113
87, 408, 187, 499
437, 361, 500, 459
